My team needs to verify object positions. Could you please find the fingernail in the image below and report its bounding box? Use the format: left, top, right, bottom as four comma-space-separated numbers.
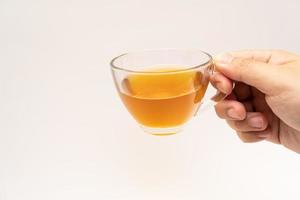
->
227, 108, 243, 120
215, 53, 234, 65
248, 116, 263, 128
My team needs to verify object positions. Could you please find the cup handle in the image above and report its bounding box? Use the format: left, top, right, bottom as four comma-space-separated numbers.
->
195, 63, 235, 114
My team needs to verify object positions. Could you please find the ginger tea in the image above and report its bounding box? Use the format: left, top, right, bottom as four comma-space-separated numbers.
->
118, 67, 209, 128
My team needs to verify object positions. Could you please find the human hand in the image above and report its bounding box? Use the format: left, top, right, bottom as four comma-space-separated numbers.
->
212, 50, 300, 153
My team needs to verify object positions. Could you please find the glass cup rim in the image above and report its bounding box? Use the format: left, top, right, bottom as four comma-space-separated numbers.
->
110, 48, 213, 74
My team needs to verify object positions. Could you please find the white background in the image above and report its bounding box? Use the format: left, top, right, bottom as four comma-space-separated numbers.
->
1, 0, 300, 199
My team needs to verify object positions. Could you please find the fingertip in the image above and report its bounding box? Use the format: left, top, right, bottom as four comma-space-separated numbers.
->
229, 101, 247, 120
210, 72, 233, 94
214, 100, 247, 120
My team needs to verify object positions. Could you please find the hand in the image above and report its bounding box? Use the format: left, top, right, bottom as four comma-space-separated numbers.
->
212, 50, 300, 153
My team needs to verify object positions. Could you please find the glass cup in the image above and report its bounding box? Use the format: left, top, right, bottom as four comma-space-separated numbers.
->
111, 49, 227, 136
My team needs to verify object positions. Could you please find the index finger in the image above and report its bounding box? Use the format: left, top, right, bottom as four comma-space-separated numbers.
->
223, 49, 299, 65
210, 72, 233, 95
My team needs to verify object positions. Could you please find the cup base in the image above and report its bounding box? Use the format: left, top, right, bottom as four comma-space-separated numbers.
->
140, 124, 183, 136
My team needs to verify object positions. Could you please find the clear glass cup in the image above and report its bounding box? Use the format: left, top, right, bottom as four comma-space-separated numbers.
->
111, 49, 226, 136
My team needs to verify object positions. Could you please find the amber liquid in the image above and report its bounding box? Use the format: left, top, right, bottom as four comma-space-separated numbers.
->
119, 67, 209, 128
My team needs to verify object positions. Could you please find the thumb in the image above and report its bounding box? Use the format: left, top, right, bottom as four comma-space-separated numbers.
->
214, 53, 281, 95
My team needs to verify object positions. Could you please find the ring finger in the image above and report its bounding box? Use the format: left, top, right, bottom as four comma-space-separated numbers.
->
226, 112, 268, 132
